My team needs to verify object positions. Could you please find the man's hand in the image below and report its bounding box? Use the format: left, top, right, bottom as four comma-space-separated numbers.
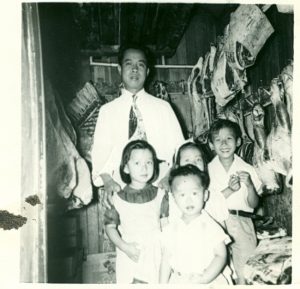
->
228, 174, 241, 192
123, 242, 141, 263
100, 174, 121, 209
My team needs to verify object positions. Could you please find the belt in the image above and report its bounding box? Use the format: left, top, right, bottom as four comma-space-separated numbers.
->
229, 210, 264, 220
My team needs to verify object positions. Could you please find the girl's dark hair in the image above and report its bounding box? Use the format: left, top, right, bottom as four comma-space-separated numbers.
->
120, 140, 160, 184
174, 142, 208, 172
169, 164, 210, 190
208, 118, 242, 143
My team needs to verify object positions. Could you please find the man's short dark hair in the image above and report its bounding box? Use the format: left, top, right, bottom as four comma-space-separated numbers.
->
208, 118, 242, 143
168, 164, 210, 190
118, 44, 153, 67
120, 139, 160, 184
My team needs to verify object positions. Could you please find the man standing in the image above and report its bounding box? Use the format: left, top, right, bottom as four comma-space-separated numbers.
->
91, 44, 184, 206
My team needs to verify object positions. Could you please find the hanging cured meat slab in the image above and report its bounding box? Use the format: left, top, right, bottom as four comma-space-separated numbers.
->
252, 103, 282, 193
224, 4, 274, 70
266, 79, 292, 188
211, 5, 274, 107
45, 79, 93, 209
211, 50, 247, 106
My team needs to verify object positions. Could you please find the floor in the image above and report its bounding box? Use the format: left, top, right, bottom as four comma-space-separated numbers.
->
82, 252, 116, 283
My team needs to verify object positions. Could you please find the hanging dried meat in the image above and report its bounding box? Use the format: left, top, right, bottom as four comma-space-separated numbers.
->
252, 103, 282, 194
187, 57, 212, 143
211, 4, 274, 107
45, 79, 93, 209
279, 61, 293, 126
211, 50, 247, 106
153, 80, 170, 102
266, 79, 292, 188
224, 4, 274, 70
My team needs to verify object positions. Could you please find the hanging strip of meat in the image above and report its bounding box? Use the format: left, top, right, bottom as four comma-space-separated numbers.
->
266, 79, 292, 188
187, 57, 211, 142
252, 103, 281, 194
280, 62, 293, 127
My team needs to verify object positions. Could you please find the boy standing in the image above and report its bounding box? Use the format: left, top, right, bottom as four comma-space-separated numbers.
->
208, 119, 262, 284
160, 165, 232, 284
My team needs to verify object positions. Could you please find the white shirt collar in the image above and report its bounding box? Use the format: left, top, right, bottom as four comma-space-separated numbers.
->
122, 88, 146, 98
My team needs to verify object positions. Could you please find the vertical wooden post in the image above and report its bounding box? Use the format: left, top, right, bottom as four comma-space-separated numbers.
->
21, 3, 47, 282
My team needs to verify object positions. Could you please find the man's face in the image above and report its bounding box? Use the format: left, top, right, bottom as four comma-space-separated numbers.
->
118, 49, 149, 94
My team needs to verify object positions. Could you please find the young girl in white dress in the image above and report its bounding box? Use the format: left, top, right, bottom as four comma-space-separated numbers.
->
104, 140, 168, 283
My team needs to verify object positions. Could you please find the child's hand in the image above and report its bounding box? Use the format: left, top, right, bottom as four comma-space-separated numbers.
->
123, 242, 141, 263
228, 174, 241, 192
237, 171, 254, 188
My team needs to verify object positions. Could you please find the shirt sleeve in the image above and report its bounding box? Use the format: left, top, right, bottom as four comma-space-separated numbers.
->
104, 205, 120, 226
91, 105, 114, 186
205, 191, 229, 224
205, 214, 231, 247
163, 103, 185, 165
249, 165, 263, 194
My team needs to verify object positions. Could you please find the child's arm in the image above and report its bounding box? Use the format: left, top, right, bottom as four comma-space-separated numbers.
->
159, 247, 172, 283
191, 241, 227, 284
237, 171, 259, 208
105, 224, 140, 262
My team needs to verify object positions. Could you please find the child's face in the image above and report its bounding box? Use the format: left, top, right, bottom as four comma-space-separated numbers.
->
171, 175, 208, 221
210, 127, 241, 161
124, 148, 154, 188
179, 147, 205, 171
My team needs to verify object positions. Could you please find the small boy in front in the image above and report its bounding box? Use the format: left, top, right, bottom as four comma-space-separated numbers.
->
159, 165, 232, 284
208, 119, 262, 284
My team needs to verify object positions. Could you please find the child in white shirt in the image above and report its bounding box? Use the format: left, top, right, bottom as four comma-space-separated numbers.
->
172, 141, 229, 226
160, 164, 232, 284
208, 119, 262, 284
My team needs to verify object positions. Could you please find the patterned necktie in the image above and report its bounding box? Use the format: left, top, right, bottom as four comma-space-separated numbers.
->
128, 94, 147, 140
129, 94, 138, 138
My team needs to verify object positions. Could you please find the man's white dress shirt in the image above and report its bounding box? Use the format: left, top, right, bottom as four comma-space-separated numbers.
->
91, 88, 184, 186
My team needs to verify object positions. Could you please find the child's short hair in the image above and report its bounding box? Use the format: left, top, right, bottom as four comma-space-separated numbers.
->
119, 140, 160, 184
208, 118, 242, 143
174, 142, 208, 172
169, 164, 210, 190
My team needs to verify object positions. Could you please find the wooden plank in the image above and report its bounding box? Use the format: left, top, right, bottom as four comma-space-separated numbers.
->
86, 201, 100, 254
79, 206, 89, 258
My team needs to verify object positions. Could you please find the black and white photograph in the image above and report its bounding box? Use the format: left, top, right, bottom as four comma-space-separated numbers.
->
0, 1, 298, 287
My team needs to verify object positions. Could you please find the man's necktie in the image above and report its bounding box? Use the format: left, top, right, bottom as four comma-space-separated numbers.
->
128, 94, 147, 140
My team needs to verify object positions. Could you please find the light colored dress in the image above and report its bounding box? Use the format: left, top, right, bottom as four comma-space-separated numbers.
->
105, 184, 167, 283
161, 210, 233, 284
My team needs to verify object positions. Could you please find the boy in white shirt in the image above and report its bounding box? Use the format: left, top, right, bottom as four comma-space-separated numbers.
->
160, 164, 232, 284
208, 119, 262, 285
